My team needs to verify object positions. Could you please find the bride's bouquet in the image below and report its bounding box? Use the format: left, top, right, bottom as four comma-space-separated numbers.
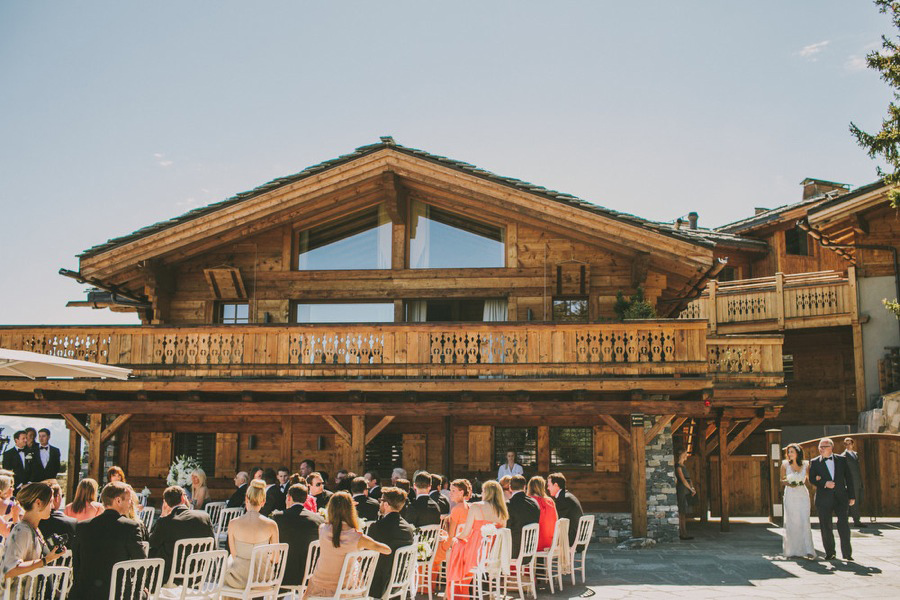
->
167, 455, 201, 488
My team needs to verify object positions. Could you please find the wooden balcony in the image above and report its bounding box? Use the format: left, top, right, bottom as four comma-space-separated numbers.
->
678, 269, 858, 333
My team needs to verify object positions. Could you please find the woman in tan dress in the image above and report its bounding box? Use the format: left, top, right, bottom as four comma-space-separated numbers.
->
224, 480, 279, 589
304, 491, 390, 598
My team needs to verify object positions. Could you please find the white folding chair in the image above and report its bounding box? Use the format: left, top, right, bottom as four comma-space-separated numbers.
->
413, 524, 441, 600
570, 515, 594, 585
440, 514, 451, 532
307, 549, 378, 600
533, 518, 567, 594
204, 501, 225, 529
3, 566, 70, 600
51, 548, 74, 595
277, 539, 320, 600
382, 545, 416, 600
166, 537, 216, 587
159, 549, 228, 600
470, 527, 504, 600
109, 557, 165, 600
139, 506, 157, 532
504, 523, 538, 599
219, 542, 289, 600
217, 507, 245, 547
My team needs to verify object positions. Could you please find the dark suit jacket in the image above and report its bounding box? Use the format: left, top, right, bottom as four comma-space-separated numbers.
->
30, 444, 62, 482
39, 509, 77, 546
312, 489, 333, 510
354, 494, 381, 521
2, 446, 33, 487
553, 490, 583, 545
809, 454, 855, 506
71, 510, 147, 600
367, 511, 415, 598
271, 505, 324, 585
506, 492, 540, 557
226, 483, 248, 509
840, 450, 863, 490
148, 505, 215, 582
368, 485, 382, 500
261, 485, 286, 516
405, 494, 441, 528
430, 490, 450, 515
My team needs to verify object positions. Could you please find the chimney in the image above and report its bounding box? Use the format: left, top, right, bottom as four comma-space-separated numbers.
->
754, 207, 768, 215
675, 218, 683, 230
687, 212, 699, 229
801, 178, 850, 200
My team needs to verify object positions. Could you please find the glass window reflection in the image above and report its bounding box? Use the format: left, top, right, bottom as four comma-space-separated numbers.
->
409, 200, 504, 269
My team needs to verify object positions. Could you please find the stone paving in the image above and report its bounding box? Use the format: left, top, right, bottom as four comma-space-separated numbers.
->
543, 517, 900, 599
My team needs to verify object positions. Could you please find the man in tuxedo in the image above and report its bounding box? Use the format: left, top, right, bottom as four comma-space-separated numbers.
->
38, 479, 77, 543
299, 459, 315, 479
226, 471, 249, 508
309, 472, 333, 509
367, 487, 415, 598
506, 475, 540, 558
548, 472, 583, 545
149, 486, 215, 582
809, 437, 855, 560
260, 469, 286, 516
2, 430, 33, 487
31, 428, 61, 482
351, 476, 381, 521
71, 482, 147, 600
24, 427, 38, 452
841, 437, 865, 528
404, 472, 441, 527
277, 466, 291, 495
364, 470, 382, 500
271, 483, 324, 586
429, 473, 450, 515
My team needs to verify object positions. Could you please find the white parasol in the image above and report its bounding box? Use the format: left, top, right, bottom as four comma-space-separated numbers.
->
0, 348, 131, 380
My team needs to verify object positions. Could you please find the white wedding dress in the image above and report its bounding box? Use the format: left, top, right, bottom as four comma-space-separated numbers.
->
782, 460, 815, 558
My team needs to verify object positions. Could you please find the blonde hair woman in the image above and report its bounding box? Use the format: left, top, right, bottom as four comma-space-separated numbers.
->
190, 469, 209, 509
223, 480, 279, 589
447, 480, 508, 597
527, 475, 558, 551
64, 478, 104, 521
0, 475, 21, 540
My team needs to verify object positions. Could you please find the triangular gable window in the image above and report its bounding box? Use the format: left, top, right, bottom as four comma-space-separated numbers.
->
297, 206, 391, 270
409, 200, 504, 269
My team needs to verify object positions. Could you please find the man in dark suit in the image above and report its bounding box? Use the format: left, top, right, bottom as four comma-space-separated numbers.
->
505, 475, 540, 558
31, 428, 62, 482
351, 476, 381, 521
548, 472, 583, 545
841, 437, 865, 528
71, 481, 147, 600
809, 437, 855, 560
367, 487, 415, 598
405, 472, 441, 527
309, 472, 333, 509
277, 466, 291, 495
429, 473, 450, 515
38, 479, 77, 543
271, 483, 324, 586
149, 486, 215, 583
226, 471, 249, 508
261, 469, 286, 516
364, 470, 382, 501
2, 430, 33, 487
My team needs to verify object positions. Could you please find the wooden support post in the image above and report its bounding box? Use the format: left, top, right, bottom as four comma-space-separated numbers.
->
61, 414, 89, 440
697, 420, 710, 523
66, 427, 81, 502
630, 414, 648, 538
88, 414, 103, 484
848, 265, 867, 411
100, 414, 133, 444
322, 416, 351, 444
726, 416, 765, 455
537, 426, 550, 473
718, 417, 731, 532
708, 280, 718, 334
443, 416, 454, 479
775, 272, 785, 331
350, 415, 365, 475
365, 416, 395, 445
281, 417, 293, 469
765, 428, 783, 525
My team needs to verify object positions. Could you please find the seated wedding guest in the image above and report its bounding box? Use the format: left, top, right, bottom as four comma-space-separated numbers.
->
526, 475, 557, 551
395, 478, 411, 519
124, 485, 149, 541
149, 485, 215, 582
368, 487, 415, 597
447, 481, 508, 598
0, 475, 21, 539
226, 471, 249, 509
31, 429, 61, 482
433, 479, 471, 577
498, 475, 512, 498
64, 478, 104, 522
337, 472, 357, 493
498, 450, 524, 479
548, 472, 582, 545
106, 465, 126, 484
71, 482, 147, 600
223, 480, 279, 589
351, 476, 380, 521
277, 466, 291, 495
38, 479, 77, 544
2, 431, 33, 488
299, 459, 315, 479
0, 483, 66, 584
190, 468, 209, 510
305, 492, 391, 598
364, 471, 382, 500
271, 483, 324, 588
334, 470, 349, 489
507, 475, 540, 557
405, 472, 441, 527
430, 473, 450, 515
289, 473, 318, 513
250, 467, 264, 481
309, 472, 333, 509
391, 467, 407, 485
260, 469, 286, 517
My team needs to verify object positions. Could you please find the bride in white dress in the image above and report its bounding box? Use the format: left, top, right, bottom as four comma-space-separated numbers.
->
781, 443, 815, 558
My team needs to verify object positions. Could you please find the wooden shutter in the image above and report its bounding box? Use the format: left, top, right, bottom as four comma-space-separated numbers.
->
215, 433, 238, 478
402, 434, 426, 472
204, 267, 247, 299
149, 432, 173, 478
594, 426, 620, 472
468, 426, 493, 471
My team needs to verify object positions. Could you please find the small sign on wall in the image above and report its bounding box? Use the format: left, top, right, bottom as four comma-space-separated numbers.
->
631, 414, 645, 428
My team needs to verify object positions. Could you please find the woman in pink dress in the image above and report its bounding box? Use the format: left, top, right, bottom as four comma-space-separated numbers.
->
446, 480, 508, 599
527, 476, 558, 551
63, 478, 104, 522
433, 479, 471, 576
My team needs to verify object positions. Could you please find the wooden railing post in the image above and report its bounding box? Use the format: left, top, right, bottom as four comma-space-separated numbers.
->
765, 428, 783, 525
775, 272, 785, 330
88, 414, 103, 484
630, 414, 648, 538
718, 416, 731, 532
848, 266, 867, 411
708, 280, 718, 334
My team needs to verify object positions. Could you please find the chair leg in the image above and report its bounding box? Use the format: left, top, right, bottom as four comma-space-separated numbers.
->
571, 550, 576, 585
426, 564, 433, 600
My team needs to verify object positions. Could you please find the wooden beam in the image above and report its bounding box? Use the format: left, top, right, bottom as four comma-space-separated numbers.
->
645, 414, 675, 445
599, 415, 631, 445
365, 416, 395, 445
718, 417, 731, 532
630, 415, 648, 537
322, 416, 350, 444
631, 251, 650, 288
726, 416, 765, 455
537, 425, 550, 473
696, 420, 710, 523
281, 417, 293, 469
61, 413, 90, 440
706, 420, 741, 455
100, 414, 133, 444
66, 428, 81, 502
88, 414, 103, 484
670, 416, 688, 434
350, 415, 365, 475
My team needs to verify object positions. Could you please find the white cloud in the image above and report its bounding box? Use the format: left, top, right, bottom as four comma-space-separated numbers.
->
153, 152, 174, 168
845, 55, 868, 72
798, 40, 830, 60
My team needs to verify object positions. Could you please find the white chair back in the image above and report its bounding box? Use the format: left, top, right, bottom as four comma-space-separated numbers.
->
167, 536, 216, 586
519, 523, 539, 562
382, 544, 416, 600
245, 543, 289, 591
139, 506, 156, 532
303, 540, 321, 587
328, 549, 379, 600
216, 507, 244, 537
109, 557, 165, 600
4, 566, 70, 600
439, 514, 451, 531
180, 549, 228, 598
204, 501, 225, 527
51, 547, 73, 569
416, 524, 441, 562
574, 515, 594, 549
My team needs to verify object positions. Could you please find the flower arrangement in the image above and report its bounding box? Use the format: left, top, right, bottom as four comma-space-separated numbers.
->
167, 455, 201, 488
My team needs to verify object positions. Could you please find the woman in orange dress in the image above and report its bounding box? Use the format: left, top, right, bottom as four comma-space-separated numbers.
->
527, 476, 558, 551
446, 480, 508, 599
432, 479, 471, 579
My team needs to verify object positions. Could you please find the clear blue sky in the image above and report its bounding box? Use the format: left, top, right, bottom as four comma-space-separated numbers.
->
0, 1, 892, 325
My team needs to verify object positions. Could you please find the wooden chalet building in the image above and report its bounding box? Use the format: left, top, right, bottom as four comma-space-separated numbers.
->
0, 138, 790, 539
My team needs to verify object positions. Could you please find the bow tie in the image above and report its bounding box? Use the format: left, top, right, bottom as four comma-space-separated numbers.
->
825, 457, 833, 461
40, 446, 49, 450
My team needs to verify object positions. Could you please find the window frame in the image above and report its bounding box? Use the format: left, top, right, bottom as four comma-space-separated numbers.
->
216, 302, 250, 325
173, 432, 217, 476
292, 301, 396, 324
552, 297, 590, 323
493, 427, 538, 470
408, 199, 506, 270
784, 226, 810, 256
295, 205, 392, 271
549, 426, 594, 470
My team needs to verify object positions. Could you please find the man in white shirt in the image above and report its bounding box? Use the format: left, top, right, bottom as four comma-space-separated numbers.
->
497, 450, 524, 480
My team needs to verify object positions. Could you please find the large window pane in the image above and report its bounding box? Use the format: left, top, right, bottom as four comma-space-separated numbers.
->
298, 206, 391, 270
552, 298, 588, 323
218, 302, 249, 324
550, 427, 593, 469
295, 303, 394, 323
409, 200, 504, 269
494, 427, 537, 469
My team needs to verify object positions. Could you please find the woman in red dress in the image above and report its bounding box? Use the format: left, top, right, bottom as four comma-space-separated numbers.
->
527, 476, 558, 551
